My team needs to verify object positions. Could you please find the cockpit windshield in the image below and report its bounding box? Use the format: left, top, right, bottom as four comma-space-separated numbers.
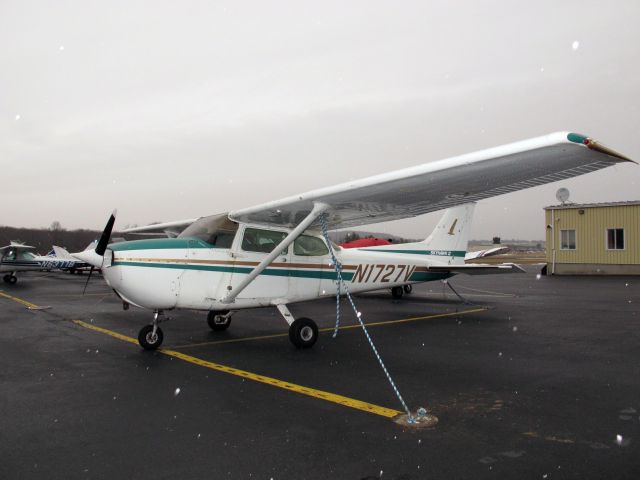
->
178, 213, 239, 248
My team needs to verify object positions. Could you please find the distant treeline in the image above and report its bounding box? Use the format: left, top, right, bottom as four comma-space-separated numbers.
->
0, 226, 112, 254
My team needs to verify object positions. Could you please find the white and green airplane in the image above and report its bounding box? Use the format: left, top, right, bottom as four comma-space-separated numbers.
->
73, 132, 633, 351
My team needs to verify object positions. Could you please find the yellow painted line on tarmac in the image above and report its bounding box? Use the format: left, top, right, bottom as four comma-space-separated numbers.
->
0, 291, 40, 309
73, 319, 402, 419
74, 320, 139, 345
173, 307, 488, 349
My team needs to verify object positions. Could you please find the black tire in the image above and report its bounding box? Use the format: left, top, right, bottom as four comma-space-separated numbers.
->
3, 275, 11, 284
289, 317, 318, 349
138, 325, 164, 350
207, 310, 231, 331
403, 284, 413, 294
391, 286, 404, 299
7, 275, 17, 285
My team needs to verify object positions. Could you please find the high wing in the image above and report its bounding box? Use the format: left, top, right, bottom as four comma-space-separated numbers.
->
229, 132, 633, 230
122, 218, 199, 236
0, 242, 36, 252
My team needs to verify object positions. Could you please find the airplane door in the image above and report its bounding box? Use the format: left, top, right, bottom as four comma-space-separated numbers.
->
231, 226, 290, 300
289, 234, 329, 299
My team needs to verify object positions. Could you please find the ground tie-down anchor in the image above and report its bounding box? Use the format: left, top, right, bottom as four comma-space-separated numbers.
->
395, 407, 439, 428
319, 213, 430, 426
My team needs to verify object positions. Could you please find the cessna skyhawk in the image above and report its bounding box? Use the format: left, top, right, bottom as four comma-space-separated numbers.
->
73, 132, 634, 350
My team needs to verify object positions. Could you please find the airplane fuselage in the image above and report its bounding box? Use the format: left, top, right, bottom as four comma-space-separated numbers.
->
103, 228, 455, 311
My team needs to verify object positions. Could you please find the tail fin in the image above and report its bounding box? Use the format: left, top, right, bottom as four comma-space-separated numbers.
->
52, 246, 73, 259
355, 203, 476, 265
421, 203, 475, 260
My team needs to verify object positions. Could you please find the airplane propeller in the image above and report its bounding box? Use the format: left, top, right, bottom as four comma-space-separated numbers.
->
80, 210, 117, 295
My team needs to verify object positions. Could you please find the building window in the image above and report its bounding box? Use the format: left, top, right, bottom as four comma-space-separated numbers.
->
560, 229, 576, 250
606, 228, 625, 250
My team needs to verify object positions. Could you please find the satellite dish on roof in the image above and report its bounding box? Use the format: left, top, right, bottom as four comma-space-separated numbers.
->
556, 187, 570, 204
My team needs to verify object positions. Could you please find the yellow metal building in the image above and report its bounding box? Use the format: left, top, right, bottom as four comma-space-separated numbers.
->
545, 201, 640, 275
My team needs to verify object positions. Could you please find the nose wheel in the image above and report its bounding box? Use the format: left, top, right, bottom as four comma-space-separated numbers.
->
138, 311, 164, 350
3, 274, 17, 284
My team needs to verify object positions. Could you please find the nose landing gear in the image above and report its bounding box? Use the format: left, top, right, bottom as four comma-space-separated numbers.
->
138, 310, 164, 350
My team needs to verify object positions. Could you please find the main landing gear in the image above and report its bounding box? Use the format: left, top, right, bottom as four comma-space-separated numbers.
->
391, 284, 413, 299
138, 310, 164, 350
276, 304, 318, 349
207, 310, 233, 331
3, 274, 17, 284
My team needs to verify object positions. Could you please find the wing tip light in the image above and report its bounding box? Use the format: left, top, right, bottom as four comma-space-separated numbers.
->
567, 132, 635, 164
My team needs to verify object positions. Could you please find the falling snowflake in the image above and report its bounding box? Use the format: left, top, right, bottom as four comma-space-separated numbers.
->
616, 434, 623, 445
174, 387, 181, 396
572, 40, 580, 51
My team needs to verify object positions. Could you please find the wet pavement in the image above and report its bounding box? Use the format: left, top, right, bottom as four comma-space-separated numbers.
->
1, 268, 639, 479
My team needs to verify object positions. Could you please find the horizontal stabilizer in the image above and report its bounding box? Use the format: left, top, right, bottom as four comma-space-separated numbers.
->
427, 263, 526, 275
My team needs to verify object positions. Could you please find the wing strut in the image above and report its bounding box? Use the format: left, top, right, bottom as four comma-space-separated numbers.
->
220, 202, 329, 304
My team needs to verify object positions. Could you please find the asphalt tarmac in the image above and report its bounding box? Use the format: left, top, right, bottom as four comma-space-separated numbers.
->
1, 268, 639, 479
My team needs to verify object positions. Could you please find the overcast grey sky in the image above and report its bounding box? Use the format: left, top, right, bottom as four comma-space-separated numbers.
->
1, 0, 639, 239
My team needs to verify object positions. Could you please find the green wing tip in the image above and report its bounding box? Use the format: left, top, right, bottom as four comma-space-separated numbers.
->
567, 132, 588, 144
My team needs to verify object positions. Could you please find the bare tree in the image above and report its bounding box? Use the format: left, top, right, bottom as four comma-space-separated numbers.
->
50, 221, 64, 231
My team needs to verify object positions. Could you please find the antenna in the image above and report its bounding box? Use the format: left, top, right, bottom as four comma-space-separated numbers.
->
556, 187, 570, 205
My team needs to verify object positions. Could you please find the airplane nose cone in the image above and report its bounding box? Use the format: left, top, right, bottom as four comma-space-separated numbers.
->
71, 249, 103, 268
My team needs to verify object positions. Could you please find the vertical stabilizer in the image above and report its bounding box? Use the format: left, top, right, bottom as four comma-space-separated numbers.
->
355, 203, 476, 265
420, 203, 475, 263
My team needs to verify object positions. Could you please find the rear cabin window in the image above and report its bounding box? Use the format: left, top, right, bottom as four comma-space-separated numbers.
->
242, 228, 288, 254
294, 235, 329, 256
178, 214, 238, 248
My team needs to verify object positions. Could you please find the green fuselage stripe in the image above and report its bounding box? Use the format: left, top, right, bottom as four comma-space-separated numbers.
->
111, 261, 450, 283
363, 249, 466, 257
112, 261, 355, 281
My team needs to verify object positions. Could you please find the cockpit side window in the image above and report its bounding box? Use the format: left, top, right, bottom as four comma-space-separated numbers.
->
242, 228, 288, 254
293, 235, 329, 256
178, 214, 239, 248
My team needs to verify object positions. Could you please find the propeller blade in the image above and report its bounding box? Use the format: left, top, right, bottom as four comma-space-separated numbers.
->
95, 209, 117, 256
82, 266, 94, 295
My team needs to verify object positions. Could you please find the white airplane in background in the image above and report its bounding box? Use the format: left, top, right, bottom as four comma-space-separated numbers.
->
73, 132, 634, 351
1, 243, 89, 284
